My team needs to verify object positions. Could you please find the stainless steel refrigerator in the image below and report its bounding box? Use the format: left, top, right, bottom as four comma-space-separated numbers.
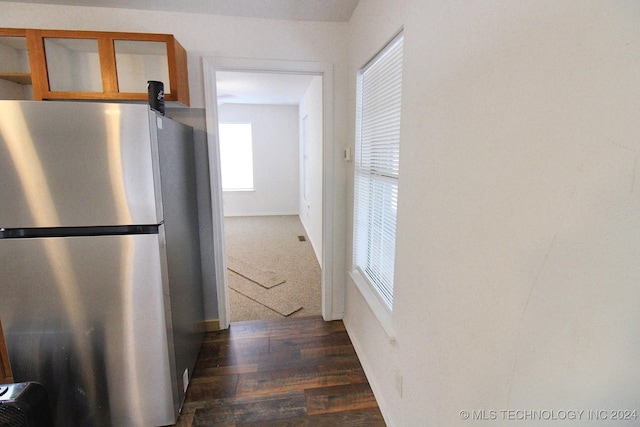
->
0, 100, 205, 426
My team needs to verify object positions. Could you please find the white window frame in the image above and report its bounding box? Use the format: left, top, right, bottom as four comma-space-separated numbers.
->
351, 31, 403, 336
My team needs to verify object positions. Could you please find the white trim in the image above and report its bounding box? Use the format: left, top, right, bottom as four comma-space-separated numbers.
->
202, 56, 338, 327
300, 215, 322, 268
223, 211, 300, 217
202, 61, 231, 329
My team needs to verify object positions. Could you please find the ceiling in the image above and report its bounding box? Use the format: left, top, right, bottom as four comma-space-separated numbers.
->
2, 0, 360, 22
216, 72, 316, 106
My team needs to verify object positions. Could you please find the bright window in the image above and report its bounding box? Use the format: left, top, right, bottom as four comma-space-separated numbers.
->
218, 123, 254, 191
353, 32, 403, 311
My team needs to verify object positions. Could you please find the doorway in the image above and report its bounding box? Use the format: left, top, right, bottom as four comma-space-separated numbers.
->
216, 71, 322, 322
202, 57, 337, 329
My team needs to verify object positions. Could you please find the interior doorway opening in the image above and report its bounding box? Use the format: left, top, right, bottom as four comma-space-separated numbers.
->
202, 57, 337, 330
216, 71, 323, 322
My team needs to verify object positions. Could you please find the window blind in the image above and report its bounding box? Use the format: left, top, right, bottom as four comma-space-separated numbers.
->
353, 32, 403, 310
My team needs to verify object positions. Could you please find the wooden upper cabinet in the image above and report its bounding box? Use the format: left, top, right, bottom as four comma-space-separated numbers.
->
0, 28, 33, 100
0, 28, 30, 81
0, 28, 189, 105
0, 319, 13, 384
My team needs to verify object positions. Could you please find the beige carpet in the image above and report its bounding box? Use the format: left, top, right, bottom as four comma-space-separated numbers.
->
227, 270, 302, 316
224, 215, 322, 322
227, 255, 285, 289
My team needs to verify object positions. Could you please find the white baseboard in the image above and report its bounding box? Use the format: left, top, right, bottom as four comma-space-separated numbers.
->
223, 211, 299, 217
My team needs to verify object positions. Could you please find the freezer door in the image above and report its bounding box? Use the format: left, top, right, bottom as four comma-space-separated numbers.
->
0, 101, 160, 228
0, 232, 178, 427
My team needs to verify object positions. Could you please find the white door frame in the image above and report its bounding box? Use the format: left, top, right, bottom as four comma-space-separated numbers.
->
202, 57, 336, 329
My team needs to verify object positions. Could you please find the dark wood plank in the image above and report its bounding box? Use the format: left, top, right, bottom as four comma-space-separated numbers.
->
231, 391, 307, 424
193, 362, 258, 378
211, 353, 292, 371
191, 400, 235, 427
219, 336, 270, 357
185, 374, 239, 401
305, 383, 380, 415
169, 316, 385, 427
306, 407, 386, 426
236, 366, 368, 397
235, 407, 386, 427
268, 330, 353, 353
227, 317, 344, 341
301, 343, 358, 358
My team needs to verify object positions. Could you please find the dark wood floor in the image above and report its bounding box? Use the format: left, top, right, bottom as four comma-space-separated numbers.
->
169, 316, 386, 426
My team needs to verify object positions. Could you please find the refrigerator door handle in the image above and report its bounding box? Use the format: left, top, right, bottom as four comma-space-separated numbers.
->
0, 225, 159, 239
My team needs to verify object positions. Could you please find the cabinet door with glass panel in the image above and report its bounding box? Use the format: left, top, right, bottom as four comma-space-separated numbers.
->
28, 29, 189, 105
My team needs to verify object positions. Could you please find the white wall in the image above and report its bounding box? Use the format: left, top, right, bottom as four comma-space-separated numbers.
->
345, 1, 640, 426
218, 103, 299, 217
299, 75, 323, 264
0, 2, 350, 323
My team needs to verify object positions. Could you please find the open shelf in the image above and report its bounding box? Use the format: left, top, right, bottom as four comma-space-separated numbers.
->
0, 72, 32, 85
